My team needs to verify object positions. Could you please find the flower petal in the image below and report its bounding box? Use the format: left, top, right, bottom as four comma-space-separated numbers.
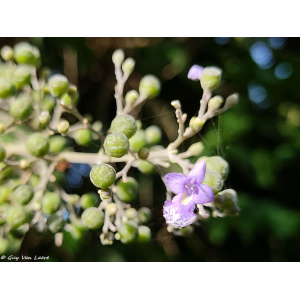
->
165, 173, 187, 194
187, 65, 204, 81
163, 194, 197, 229
188, 161, 206, 184
192, 184, 214, 204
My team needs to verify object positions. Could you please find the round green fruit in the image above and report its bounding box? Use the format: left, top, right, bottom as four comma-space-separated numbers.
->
69, 221, 87, 240
129, 129, 147, 152
7, 205, 30, 228
0, 78, 15, 99
104, 133, 129, 158
13, 42, 40, 66
47, 215, 65, 233
145, 125, 162, 145
202, 169, 223, 195
41, 192, 61, 215
0, 186, 11, 204
41, 95, 56, 112
60, 92, 79, 108
205, 156, 229, 180
13, 64, 31, 89
9, 94, 33, 121
74, 129, 92, 147
0, 145, 6, 162
90, 164, 116, 189
118, 221, 138, 243
26, 133, 50, 157
1, 46, 13, 61
12, 184, 34, 205
138, 148, 149, 159
116, 177, 139, 203
111, 114, 137, 139
137, 226, 151, 243
48, 74, 69, 98
137, 207, 151, 223
0, 238, 9, 255
81, 207, 104, 230
79, 193, 99, 209
139, 75, 161, 99
137, 160, 155, 174
125, 208, 137, 220
49, 136, 69, 154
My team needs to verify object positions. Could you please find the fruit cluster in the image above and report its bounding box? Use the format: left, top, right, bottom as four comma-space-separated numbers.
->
0, 43, 239, 255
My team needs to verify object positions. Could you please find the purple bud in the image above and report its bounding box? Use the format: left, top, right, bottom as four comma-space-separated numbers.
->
187, 65, 203, 81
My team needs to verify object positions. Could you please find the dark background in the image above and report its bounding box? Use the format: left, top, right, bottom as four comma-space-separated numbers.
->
1, 37, 299, 262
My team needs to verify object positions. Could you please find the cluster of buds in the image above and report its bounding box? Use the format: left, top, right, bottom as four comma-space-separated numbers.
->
0, 43, 239, 256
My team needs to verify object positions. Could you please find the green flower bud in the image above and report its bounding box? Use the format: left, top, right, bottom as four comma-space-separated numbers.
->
137, 207, 151, 223
225, 93, 239, 109
73, 129, 92, 147
189, 117, 205, 132
18, 159, 30, 170
125, 90, 139, 106
47, 215, 65, 234
13, 42, 40, 66
0, 238, 9, 255
90, 164, 116, 189
213, 189, 239, 216
67, 194, 80, 205
138, 148, 149, 159
99, 188, 112, 200
122, 58, 135, 75
79, 193, 100, 209
100, 232, 114, 245
42, 192, 61, 215
39, 111, 51, 126
9, 93, 33, 121
1, 46, 14, 60
208, 96, 223, 111
60, 92, 79, 108
200, 67, 222, 91
118, 220, 138, 243
12, 184, 34, 205
125, 208, 137, 220
0, 78, 16, 99
81, 207, 104, 229
49, 136, 69, 154
0, 186, 11, 204
139, 75, 161, 99
202, 169, 223, 195
107, 203, 117, 216
69, 220, 87, 240
7, 205, 30, 228
145, 125, 162, 145
26, 133, 50, 157
187, 142, 204, 156
112, 49, 125, 65
13, 65, 32, 89
0, 123, 6, 134
149, 145, 165, 152
57, 119, 69, 134
41, 95, 56, 112
29, 174, 40, 188
104, 133, 129, 158
171, 100, 181, 109
111, 114, 137, 139
0, 145, 6, 162
116, 177, 139, 203
129, 129, 147, 152
48, 75, 69, 98
91, 120, 103, 132
136, 160, 155, 174
206, 156, 229, 180
137, 226, 151, 243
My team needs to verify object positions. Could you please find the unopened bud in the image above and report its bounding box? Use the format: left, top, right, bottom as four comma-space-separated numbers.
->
139, 75, 161, 99
1, 46, 14, 61
208, 96, 223, 111
99, 188, 112, 200
138, 148, 149, 159
57, 120, 69, 134
112, 49, 125, 65
136, 120, 142, 130
122, 58, 135, 75
213, 189, 239, 216
39, 111, 51, 125
200, 67, 222, 91
125, 90, 139, 106
107, 203, 118, 216
187, 142, 204, 156
19, 159, 30, 170
171, 100, 181, 109
125, 208, 137, 220
189, 117, 205, 132
225, 93, 239, 109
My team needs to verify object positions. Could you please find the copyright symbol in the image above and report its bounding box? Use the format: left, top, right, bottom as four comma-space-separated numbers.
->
1, 255, 6, 260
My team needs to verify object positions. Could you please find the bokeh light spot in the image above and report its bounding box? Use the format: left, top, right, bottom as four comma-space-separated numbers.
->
250, 42, 274, 69
275, 62, 293, 79
269, 37, 286, 49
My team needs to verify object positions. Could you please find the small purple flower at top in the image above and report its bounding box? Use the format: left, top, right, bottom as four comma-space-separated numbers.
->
187, 64, 204, 81
163, 161, 214, 228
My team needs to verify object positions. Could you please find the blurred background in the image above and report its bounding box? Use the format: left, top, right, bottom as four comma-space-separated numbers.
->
0, 37, 299, 262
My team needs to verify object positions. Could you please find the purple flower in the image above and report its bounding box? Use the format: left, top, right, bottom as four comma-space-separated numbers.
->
163, 161, 214, 228
187, 64, 204, 81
